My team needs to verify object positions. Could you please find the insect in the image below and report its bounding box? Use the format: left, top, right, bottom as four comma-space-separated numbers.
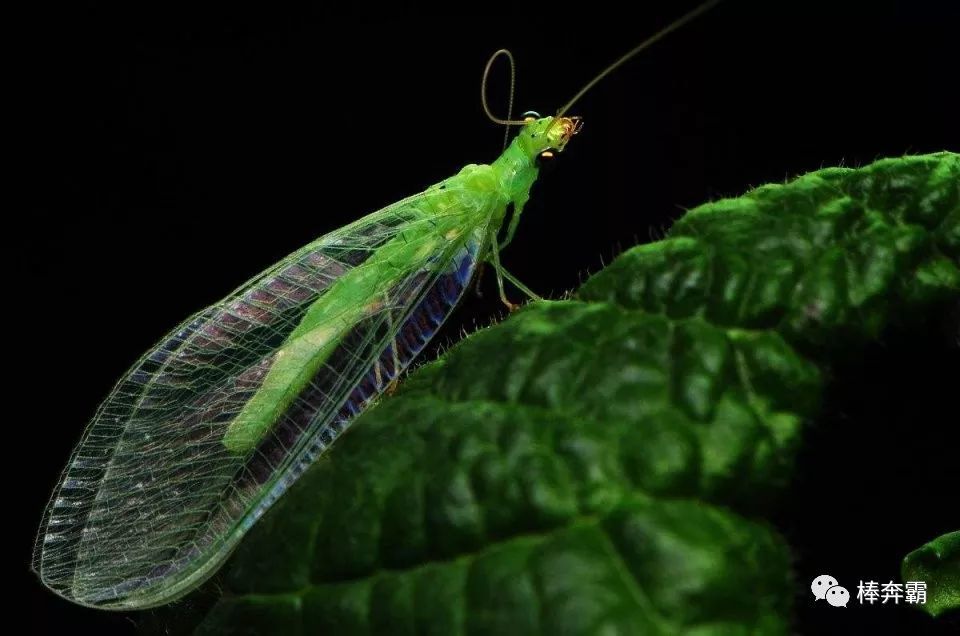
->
34, 1, 721, 610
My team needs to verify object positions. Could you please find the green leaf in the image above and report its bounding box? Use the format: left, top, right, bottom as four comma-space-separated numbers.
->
164, 152, 959, 635
902, 531, 960, 618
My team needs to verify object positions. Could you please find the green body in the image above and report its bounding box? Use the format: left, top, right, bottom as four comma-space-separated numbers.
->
35, 116, 579, 611
223, 116, 574, 453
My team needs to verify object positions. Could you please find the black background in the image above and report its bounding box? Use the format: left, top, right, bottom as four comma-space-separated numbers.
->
14, 2, 959, 634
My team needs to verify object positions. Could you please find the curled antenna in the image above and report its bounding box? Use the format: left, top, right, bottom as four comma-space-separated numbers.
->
556, 0, 723, 118
481, 49, 529, 148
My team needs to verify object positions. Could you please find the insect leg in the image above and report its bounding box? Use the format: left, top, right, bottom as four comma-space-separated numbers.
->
486, 239, 515, 310
499, 204, 522, 251
488, 232, 544, 310
386, 333, 401, 396
499, 267, 542, 301
487, 230, 543, 308
374, 355, 384, 389
472, 261, 486, 298
380, 288, 402, 394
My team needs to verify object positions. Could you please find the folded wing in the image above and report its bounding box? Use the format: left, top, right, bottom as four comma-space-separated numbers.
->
35, 185, 497, 608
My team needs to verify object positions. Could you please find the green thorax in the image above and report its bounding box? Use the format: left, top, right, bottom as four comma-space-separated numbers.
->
494, 116, 572, 212
440, 115, 572, 228
492, 136, 538, 206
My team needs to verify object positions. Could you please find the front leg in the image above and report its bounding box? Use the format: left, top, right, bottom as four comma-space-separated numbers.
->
498, 198, 526, 252
486, 229, 542, 311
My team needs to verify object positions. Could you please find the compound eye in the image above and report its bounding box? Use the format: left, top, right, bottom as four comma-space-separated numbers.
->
522, 110, 541, 123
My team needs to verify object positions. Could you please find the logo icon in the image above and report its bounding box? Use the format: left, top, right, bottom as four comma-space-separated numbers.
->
826, 585, 850, 607
811, 574, 839, 601
811, 574, 848, 607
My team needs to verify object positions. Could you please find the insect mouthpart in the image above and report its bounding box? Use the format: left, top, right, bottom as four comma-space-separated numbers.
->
559, 116, 583, 141
543, 115, 582, 153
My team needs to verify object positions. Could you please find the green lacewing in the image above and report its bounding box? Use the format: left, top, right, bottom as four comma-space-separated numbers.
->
34, 1, 721, 609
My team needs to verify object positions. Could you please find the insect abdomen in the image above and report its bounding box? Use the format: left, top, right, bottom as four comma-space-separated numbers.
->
230, 236, 481, 524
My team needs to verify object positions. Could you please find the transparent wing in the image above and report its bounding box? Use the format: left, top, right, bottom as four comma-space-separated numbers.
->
35, 185, 499, 608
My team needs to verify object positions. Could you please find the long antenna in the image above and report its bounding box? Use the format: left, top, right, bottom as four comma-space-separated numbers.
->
556, 0, 723, 117
481, 48, 529, 144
